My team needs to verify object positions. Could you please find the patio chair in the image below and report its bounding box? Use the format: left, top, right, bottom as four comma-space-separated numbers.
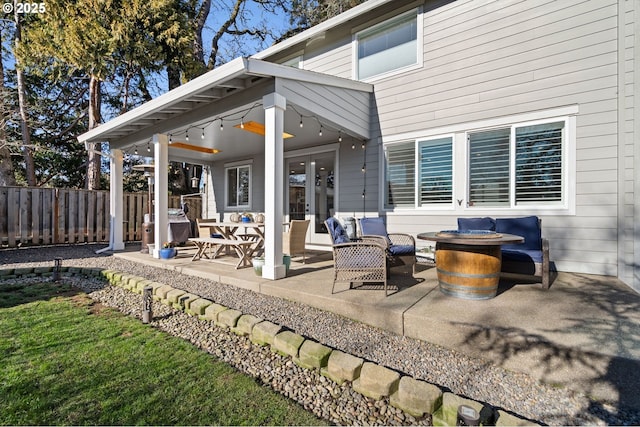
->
283, 219, 310, 263
358, 217, 416, 275
324, 217, 390, 296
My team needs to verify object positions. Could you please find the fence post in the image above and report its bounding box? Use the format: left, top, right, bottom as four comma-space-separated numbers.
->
53, 188, 59, 244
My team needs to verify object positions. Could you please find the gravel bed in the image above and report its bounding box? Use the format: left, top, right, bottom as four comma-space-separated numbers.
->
2, 244, 639, 426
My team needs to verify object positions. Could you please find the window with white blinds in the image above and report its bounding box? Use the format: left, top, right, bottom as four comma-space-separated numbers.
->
515, 122, 563, 203
382, 116, 570, 212
468, 121, 565, 207
385, 142, 415, 208
468, 129, 510, 206
418, 137, 452, 205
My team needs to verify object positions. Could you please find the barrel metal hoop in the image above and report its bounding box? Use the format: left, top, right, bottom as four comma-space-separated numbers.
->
436, 267, 500, 279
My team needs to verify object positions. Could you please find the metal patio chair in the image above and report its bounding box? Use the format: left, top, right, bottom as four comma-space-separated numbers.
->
358, 217, 416, 276
324, 217, 390, 296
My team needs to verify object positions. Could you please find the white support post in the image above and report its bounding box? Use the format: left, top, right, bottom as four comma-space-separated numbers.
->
262, 93, 287, 279
110, 148, 125, 250
153, 134, 169, 258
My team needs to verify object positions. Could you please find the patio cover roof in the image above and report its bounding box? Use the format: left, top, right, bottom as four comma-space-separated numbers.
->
78, 58, 373, 164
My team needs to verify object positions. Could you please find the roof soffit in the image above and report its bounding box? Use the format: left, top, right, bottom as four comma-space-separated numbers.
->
79, 58, 372, 148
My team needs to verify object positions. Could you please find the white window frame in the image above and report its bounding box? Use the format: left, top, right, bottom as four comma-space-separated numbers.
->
380, 107, 577, 216
224, 161, 252, 210
465, 118, 570, 210
383, 134, 455, 211
353, 8, 423, 82
417, 136, 454, 207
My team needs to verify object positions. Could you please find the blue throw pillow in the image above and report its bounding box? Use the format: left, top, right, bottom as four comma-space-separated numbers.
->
326, 217, 350, 244
389, 244, 415, 256
496, 216, 541, 251
359, 217, 390, 243
458, 217, 496, 231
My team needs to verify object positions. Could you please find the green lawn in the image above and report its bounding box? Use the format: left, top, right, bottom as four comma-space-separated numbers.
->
0, 280, 328, 426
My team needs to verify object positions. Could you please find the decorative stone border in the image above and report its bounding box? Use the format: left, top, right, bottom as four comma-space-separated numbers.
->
1, 266, 537, 426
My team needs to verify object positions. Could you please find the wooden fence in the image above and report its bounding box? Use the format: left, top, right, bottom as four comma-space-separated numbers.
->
0, 186, 202, 248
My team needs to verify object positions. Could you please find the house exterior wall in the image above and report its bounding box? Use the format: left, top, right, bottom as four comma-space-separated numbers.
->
206, 154, 266, 221
619, 0, 640, 290
275, 0, 638, 289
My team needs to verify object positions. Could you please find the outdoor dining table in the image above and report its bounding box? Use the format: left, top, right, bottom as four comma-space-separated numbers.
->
417, 231, 524, 300
199, 221, 265, 256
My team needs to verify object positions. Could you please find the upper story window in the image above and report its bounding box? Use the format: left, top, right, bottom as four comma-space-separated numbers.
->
225, 164, 251, 209
356, 9, 420, 80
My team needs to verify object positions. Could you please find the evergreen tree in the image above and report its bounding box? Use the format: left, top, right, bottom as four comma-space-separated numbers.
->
17, 0, 194, 189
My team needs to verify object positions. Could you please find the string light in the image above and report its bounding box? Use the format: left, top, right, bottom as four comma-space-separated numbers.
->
134, 146, 138, 155
149, 103, 358, 150
147, 142, 151, 153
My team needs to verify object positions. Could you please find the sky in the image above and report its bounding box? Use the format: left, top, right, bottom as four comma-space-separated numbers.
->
148, 1, 292, 97
1, 0, 292, 97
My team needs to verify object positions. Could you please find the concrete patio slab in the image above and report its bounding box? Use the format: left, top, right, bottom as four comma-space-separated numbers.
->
114, 245, 640, 410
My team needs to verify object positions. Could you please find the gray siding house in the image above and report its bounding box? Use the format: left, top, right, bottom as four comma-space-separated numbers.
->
79, 0, 639, 292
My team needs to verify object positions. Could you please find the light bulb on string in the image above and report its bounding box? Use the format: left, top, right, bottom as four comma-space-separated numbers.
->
220, 119, 224, 132
201, 128, 205, 139
185, 130, 189, 141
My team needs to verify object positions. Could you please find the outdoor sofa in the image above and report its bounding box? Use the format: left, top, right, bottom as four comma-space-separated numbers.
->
457, 216, 551, 289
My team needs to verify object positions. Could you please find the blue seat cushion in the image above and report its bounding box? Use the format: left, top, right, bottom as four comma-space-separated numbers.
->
458, 217, 496, 232
389, 244, 415, 256
326, 217, 350, 244
502, 248, 543, 264
359, 217, 390, 243
211, 233, 224, 239
496, 216, 541, 251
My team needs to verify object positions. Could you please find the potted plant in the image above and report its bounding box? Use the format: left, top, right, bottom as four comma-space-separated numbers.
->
159, 242, 177, 259
252, 256, 290, 276
252, 256, 264, 276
